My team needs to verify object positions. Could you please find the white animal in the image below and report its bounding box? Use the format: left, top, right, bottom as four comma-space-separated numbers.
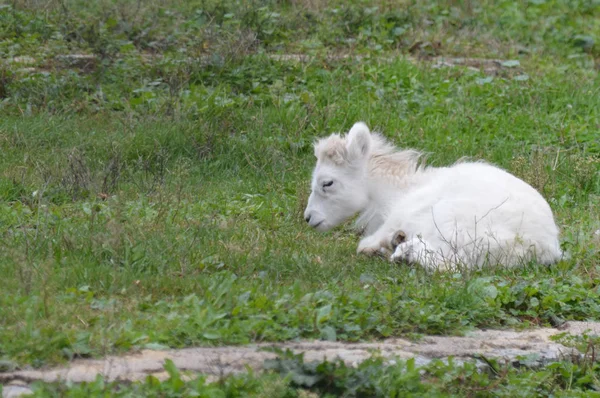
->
303, 122, 562, 270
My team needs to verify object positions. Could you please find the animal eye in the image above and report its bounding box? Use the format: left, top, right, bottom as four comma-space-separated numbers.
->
322, 181, 334, 188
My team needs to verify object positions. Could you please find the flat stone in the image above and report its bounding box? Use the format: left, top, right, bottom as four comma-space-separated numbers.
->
1, 321, 598, 387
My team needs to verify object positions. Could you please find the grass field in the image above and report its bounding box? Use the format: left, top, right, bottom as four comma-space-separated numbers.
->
1, 0, 600, 395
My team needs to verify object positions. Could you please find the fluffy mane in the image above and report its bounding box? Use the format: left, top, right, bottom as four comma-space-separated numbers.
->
367, 133, 424, 184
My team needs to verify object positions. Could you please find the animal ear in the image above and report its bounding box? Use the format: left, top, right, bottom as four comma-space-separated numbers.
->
346, 122, 371, 162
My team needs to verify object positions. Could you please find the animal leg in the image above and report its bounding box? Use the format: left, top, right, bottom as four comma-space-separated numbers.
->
357, 234, 390, 256
357, 227, 399, 256
390, 237, 447, 271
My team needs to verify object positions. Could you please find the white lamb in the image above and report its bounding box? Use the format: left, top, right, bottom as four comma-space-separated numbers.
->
303, 122, 562, 270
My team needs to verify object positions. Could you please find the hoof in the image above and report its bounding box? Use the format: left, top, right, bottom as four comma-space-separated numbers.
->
391, 230, 407, 250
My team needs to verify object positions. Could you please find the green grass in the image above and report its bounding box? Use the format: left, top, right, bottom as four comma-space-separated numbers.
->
1, 0, 600, 394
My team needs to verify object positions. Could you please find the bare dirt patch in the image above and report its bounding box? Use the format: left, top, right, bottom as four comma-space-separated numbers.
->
8, 52, 522, 78
268, 53, 523, 75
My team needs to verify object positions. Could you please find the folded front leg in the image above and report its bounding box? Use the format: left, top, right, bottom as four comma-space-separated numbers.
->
357, 224, 400, 256
357, 233, 391, 256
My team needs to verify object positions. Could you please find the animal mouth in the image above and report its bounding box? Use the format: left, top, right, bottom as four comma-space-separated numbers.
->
311, 220, 324, 229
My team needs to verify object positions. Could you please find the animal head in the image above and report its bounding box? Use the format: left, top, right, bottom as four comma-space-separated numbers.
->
303, 122, 373, 231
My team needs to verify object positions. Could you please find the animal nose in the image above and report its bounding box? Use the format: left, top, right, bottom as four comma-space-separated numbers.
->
305, 215, 311, 223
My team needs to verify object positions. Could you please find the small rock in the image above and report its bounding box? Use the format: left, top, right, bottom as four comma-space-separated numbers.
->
2, 383, 33, 398
10, 56, 35, 65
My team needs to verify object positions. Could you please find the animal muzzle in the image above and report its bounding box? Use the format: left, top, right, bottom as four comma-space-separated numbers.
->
303, 210, 326, 230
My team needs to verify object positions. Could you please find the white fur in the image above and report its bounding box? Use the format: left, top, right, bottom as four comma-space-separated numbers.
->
304, 122, 562, 270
